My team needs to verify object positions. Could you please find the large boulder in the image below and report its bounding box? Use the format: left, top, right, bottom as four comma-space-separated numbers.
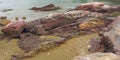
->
74, 53, 120, 60
1, 20, 25, 37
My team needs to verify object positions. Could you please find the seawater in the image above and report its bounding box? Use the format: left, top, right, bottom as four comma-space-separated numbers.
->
0, 0, 119, 21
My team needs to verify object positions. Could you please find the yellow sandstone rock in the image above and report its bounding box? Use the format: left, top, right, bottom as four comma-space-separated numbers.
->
0, 16, 11, 26
79, 19, 104, 30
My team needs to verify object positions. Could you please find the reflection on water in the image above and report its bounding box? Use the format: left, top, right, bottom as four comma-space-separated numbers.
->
0, 0, 119, 21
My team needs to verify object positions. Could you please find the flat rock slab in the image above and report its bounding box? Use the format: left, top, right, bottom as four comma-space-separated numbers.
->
74, 53, 120, 60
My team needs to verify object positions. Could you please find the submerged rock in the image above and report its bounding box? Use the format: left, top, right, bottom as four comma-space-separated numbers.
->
30, 4, 61, 11
0, 9, 13, 12
74, 53, 120, 60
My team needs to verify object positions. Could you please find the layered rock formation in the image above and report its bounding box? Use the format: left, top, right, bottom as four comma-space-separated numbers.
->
24, 10, 109, 38
9, 10, 111, 60
89, 17, 120, 55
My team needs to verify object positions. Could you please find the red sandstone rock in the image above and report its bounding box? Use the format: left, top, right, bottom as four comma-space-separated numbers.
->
72, 2, 119, 13
1, 20, 25, 37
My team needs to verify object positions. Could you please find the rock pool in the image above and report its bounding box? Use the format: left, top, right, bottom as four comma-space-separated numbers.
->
0, 34, 98, 60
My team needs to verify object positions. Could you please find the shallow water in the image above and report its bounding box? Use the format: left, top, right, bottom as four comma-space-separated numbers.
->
0, 0, 119, 21
0, 39, 23, 60
0, 34, 98, 60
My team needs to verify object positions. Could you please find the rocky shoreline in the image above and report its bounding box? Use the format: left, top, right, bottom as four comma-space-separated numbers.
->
0, 2, 120, 60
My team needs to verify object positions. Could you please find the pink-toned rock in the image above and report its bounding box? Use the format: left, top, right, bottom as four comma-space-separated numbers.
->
24, 10, 103, 36
1, 20, 25, 37
73, 2, 104, 10
72, 2, 119, 13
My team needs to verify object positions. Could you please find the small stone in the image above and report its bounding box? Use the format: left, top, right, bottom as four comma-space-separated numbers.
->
22, 16, 26, 20
0, 16, 7, 20
47, 52, 50, 55
15, 17, 19, 20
